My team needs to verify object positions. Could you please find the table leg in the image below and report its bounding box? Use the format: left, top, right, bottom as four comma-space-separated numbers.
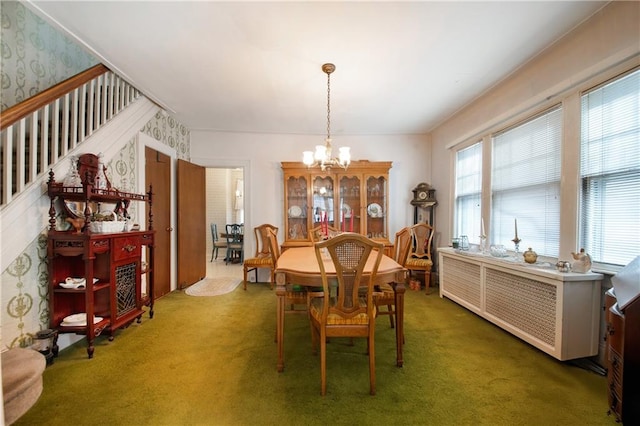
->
275, 272, 286, 372
394, 273, 406, 367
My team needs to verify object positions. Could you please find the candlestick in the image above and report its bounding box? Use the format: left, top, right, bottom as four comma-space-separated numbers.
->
324, 212, 328, 235
511, 236, 521, 254
479, 234, 487, 253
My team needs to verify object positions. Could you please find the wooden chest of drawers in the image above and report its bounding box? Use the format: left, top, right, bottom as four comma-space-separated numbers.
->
606, 289, 640, 423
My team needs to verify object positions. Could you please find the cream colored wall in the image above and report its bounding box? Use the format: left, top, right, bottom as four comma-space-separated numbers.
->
190, 132, 432, 256
430, 1, 640, 257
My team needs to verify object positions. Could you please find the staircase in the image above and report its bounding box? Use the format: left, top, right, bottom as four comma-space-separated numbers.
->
0, 64, 160, 271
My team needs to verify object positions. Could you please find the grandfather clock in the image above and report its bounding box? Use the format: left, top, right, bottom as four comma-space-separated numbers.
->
410, 182, 437, 226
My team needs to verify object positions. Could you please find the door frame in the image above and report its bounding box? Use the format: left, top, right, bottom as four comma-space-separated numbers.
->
190, 156, 251, 256
137, 132, 177, 292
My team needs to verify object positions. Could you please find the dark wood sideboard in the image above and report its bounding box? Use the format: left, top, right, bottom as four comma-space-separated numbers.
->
606, 288, 640, 423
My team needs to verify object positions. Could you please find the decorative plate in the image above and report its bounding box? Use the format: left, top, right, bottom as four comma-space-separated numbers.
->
342, 203, 352, 218
367, 203, 383, 218
61, 314, 103, 327
60, 277, 98, 289
288, 205, 302, 218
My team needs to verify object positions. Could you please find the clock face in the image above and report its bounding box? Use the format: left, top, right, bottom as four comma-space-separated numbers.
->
418, 191, 427, 200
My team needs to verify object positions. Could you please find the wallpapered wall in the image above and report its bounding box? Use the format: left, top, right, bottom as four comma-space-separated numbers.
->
0, 113, 189, 350
1, 2, 191, 350
0, 1, 98, 111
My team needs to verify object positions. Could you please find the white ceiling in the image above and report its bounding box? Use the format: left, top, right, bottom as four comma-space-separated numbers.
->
29, 1, 607, 136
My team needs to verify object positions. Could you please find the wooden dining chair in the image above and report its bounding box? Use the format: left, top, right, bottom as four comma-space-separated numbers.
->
309, 233, 384, 396
225, 224, 244, 265
267, 228, 316, 343
309, 224, 341, 242
210, 223, 228, 262
405, 223, 435, 293
373, 226, 412, 329
243, 224, 278, 290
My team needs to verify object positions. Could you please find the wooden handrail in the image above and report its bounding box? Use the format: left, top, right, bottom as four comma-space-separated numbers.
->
0, 64, 109, 131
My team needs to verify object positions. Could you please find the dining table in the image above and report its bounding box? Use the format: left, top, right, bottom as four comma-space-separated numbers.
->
274, 246, 408, 373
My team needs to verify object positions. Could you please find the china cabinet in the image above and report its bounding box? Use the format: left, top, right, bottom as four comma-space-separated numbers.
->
281, 161, 392, 252
46, 154, 155, 358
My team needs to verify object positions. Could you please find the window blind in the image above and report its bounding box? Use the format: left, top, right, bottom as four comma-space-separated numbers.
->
580, 68, 640, 267
454, 141, 482, 244
491, 106, 562, 256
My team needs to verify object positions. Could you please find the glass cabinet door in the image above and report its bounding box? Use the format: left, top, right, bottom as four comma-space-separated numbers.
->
312, 175, 335, 232
365, 175, 387, 240
286, 175, 308, 241
337, 175, 361, 233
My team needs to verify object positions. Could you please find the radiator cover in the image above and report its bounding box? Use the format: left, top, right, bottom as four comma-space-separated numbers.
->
439, 249, 603, 361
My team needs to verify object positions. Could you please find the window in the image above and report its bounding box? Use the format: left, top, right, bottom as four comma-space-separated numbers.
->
454, 141, 482, 244
580, 68, 640, 267
491, 107, 562, 256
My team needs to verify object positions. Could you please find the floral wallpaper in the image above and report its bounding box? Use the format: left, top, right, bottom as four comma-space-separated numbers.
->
142, 111, 191, 160
0, 1, 98, 111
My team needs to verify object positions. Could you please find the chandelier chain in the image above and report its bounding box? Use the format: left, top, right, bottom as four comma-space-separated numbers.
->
326, 71, 331, 140
302, 62, 350, 171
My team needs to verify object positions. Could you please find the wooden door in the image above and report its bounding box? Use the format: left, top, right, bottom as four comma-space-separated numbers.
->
145, 147, 171, 298
177, 159, 206, 288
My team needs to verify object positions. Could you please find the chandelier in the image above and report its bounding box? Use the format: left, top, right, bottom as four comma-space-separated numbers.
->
303, 63, 351, 171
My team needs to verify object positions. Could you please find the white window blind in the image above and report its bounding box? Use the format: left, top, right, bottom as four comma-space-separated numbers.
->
580, 68, 640, 267
454, 141, 482, 244
491, 107, 562, 256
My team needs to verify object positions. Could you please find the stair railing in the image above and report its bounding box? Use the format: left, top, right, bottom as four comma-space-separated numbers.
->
0, 64, 141, 207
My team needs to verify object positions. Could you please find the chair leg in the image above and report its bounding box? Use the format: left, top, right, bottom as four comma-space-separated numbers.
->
254, 267, 258, 284
425, 270, 431, 294
369, 333, 376, 396
320, 329, 327, 396
387, 304, 395, 328
243, 267, 248, 291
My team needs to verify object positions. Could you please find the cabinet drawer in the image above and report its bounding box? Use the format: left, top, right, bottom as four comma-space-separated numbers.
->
608, 310, 624, 354
113, 236, 141, 261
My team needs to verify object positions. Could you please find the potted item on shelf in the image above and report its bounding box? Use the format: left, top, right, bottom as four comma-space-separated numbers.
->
89, 211, 125, 233
571, 248, 592, 273
555, 261, 571, 272
523, 247, 538, 264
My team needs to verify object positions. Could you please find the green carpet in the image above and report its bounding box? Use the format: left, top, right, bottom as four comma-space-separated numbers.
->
15, 284, 616, 425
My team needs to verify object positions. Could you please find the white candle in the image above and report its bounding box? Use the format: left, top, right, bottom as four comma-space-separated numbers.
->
481, 219, 486, 236
514, 218, 518, 239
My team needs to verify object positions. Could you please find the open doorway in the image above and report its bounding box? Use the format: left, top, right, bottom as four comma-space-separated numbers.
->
205, 167, 244, 266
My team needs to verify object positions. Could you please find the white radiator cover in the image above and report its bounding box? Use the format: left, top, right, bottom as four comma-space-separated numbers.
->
439, 248, 603, 361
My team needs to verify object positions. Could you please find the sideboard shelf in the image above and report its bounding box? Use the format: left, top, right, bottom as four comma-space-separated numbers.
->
46, 153, 155, 359
438, 248, 603, 361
